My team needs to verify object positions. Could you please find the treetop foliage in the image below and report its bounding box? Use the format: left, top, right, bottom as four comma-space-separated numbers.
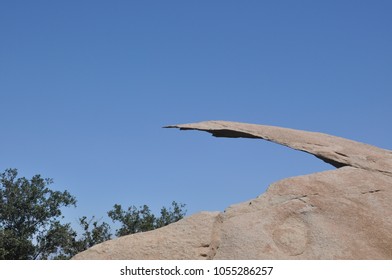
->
0, 168, 77, 259
0, 168, 186, 259
108, 201, 187, 237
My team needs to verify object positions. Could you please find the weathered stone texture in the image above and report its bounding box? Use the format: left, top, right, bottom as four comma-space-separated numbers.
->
73, 121, 392, 260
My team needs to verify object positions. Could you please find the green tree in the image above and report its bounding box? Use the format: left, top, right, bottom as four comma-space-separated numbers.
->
108, 201, 186, 237
155, 201, 187, 228
72, 216, 112, 254
0, 168, 187, 259
0, 168, 76, 259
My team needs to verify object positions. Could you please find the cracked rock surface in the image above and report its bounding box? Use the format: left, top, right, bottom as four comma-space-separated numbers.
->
73, 121, 392, 259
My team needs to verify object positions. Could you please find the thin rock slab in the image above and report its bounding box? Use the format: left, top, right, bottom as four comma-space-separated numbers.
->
165, 121, 392, 175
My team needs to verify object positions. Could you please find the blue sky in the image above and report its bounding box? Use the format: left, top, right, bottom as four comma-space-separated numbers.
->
1, 1, 391, 226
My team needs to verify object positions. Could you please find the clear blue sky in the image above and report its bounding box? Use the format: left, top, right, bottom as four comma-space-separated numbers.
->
1, 1, 391, 225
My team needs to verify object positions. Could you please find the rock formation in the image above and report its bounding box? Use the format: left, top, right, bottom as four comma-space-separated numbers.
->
73, 121, 392, 259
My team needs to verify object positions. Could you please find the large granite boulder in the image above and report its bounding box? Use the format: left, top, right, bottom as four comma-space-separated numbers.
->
73, 121, 392, 259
